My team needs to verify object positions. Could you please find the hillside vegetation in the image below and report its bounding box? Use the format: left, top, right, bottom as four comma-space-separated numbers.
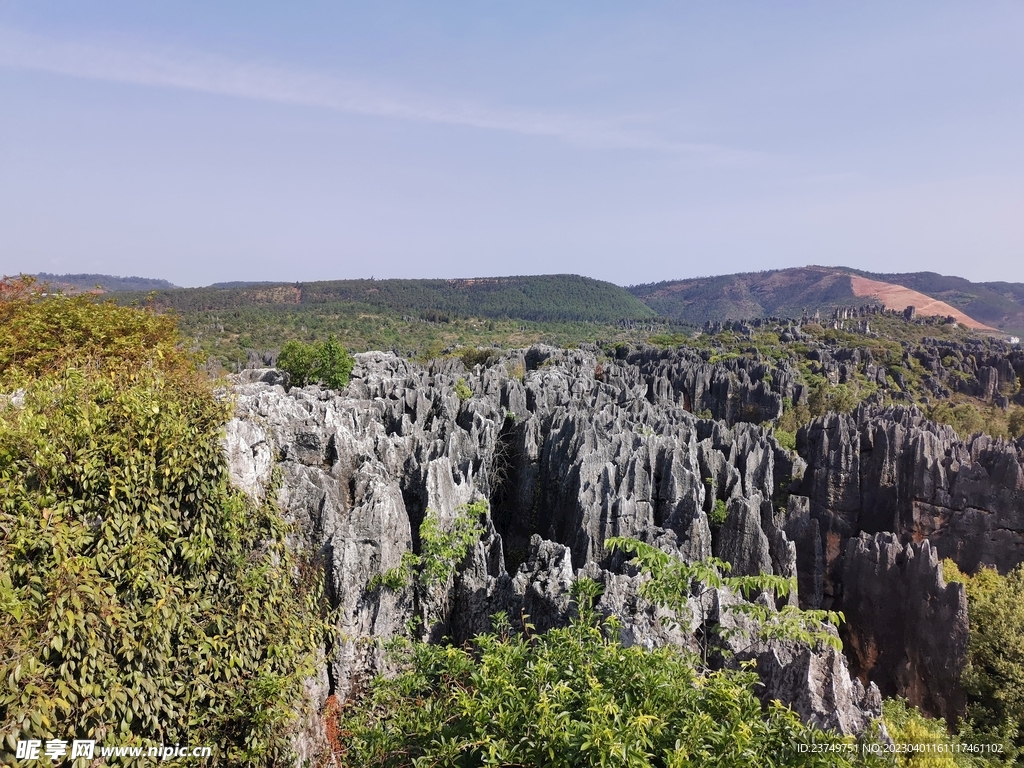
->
26, 267, 1023, 370
33, 273, 178, 293
108, 274, 660, 370
0, 277, 324, 763
123, 274, 655, 323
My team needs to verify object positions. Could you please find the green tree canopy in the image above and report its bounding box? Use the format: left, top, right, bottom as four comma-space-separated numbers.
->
0, 279, 325, 764
277, 336, 353, 390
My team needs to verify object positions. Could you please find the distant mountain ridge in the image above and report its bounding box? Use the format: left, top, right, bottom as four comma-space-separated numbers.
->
122, 274, 657, 324
33, 273, 179, 292
629, 266, 855, 324
630, 266, 1024, 335
17, 267, 1024, 336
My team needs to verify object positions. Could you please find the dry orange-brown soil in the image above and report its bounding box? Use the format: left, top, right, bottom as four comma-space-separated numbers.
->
849, 275, 996, 331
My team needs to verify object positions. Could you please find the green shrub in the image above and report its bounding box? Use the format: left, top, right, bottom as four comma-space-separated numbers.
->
0, 276, 192, 382
778, 402, 812, 432
710, 498, 729, 527
943, 560, 1024, 756
418, 501, 486, 586
337, 582, 864, 767
882, 698, 977, 767
0, 290, 325, 764
315, 334, 354, 389
775, 428, 798, 451
457, 347, 494, 369
277, 340, 317, 385
277, 335, 354, 390
930, 402, 986, 440
1008, 408, 1024, 440
454, 378, 473, 402
921, 400, 1024, 442
370, 502, 485, 593
808, 380, 860, 418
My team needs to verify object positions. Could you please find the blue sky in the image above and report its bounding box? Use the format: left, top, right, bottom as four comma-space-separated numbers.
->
1, 2, 1022, 287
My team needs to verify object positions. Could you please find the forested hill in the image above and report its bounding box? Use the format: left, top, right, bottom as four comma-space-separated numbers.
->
34, 272, 179, 292
126, 274, 656, 324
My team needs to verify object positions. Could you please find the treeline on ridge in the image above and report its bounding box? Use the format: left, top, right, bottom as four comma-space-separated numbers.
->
118, 274, 657, 324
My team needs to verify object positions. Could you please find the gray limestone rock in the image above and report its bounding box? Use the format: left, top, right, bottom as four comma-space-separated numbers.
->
221, 348, 925, 754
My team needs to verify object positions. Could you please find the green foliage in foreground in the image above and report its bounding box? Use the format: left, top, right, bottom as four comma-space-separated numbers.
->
0, 283, 325, 765
943, 561, 1024, 758
277, 335, 354, 389
882, 698, 1012, 767
0, 275, 191, 382
338, 585, 872, 768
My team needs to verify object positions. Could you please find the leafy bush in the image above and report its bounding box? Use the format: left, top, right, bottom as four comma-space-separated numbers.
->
928, 401, 1023, 442
457, 347, 495, 369
337, 582, 866, 767
371, 502, 485, 592
709, 498, 729, 527
0, 285, 325, 764
276, 340, 317, 386
881, 699, 977, 767
930, 402, 988, 440
775, 428, 798, 451
454, 378, 473, 402
0, 276, 192, 382
882, 696, 1016, 767
416, 500, 486, 586
808, 380, 859, 417
277, 335, 354, 390
1007, 408, 1024, 439
943, 560, 1024, 757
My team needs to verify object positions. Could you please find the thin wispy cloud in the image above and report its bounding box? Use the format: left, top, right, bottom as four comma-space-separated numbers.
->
0, 27, 748, 160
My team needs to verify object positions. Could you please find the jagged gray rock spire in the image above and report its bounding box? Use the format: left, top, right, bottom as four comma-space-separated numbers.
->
224, 346, 885, 753
795, 403, 1024, 723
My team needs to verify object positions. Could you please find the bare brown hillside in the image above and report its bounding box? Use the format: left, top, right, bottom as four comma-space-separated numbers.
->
849, 276, 996, 331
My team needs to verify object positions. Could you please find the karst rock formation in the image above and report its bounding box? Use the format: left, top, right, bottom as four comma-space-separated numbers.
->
222, 344, 1024, 756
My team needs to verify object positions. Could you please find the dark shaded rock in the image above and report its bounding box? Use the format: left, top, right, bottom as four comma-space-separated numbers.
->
780, 495, 825, 609
841, 533, 968, 725
716, 494, 772, 577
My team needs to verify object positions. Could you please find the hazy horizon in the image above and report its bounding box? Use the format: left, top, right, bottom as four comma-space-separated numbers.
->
2, 2, 1023, 287
23, 263, 1024, 293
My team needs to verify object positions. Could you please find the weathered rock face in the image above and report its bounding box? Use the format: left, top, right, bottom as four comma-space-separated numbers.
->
842, 534, 968, 724
795, 403, 1024, 720
852, 407, 1024, 574
224, 347, 882, 748
224, 341, 1024, 745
